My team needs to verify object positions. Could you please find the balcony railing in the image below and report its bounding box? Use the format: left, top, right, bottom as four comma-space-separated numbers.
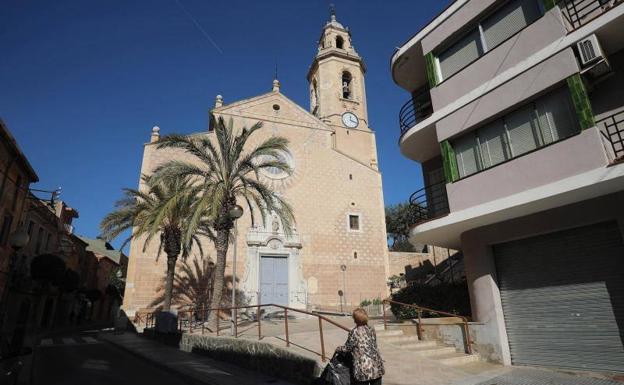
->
399, 94, 433, 135
408, 180, 450, 226
597, 111, 624, 161
557, 0, 622, 30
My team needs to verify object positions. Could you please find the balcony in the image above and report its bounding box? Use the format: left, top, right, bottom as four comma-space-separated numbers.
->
558, 0, 623, 30
597, 110, 624, 162
399, 90, 433, 136
408, 180, 449, 226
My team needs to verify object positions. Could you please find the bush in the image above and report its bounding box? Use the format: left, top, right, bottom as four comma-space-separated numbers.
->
180, 334, 319, 384
360, 299, 372, 307
390, 282, 471, 319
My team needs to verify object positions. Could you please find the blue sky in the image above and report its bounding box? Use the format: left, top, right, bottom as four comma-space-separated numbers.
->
0, 0, 449, 248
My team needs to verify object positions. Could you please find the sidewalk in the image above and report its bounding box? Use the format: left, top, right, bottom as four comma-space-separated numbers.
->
100, 331, 297, 385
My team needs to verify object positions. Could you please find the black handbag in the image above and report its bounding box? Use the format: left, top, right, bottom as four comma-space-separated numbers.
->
316, 352, 352, 385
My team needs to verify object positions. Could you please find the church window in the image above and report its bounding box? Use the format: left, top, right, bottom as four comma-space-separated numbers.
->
336, 36, 344, 49
349, 174, 352, 180
272, 104, 280, 111
342, 72, 352, 99
348, 214, 360, 231
353, 251, 358, 259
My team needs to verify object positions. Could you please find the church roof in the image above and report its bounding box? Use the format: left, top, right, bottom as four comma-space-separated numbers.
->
211, 87, 332, 133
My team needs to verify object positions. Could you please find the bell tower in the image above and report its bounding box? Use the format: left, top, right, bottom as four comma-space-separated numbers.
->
307, 8, 376, 169
307, 8, 369, 129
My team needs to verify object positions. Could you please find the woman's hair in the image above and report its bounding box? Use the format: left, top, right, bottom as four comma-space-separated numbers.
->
352, 308, 368, 326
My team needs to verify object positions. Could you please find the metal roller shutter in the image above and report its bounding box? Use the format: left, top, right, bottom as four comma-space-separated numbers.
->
494, 221, 624, 373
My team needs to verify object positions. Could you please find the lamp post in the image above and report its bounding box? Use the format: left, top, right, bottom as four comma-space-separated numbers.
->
228, 204, 243, 336
340, 264, 347, 313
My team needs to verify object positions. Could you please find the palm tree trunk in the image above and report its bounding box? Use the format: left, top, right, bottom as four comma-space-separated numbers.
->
163, 255, 178, 312
207, 228, 229, 330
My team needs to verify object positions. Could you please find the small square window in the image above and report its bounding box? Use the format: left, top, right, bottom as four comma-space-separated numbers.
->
348, 215, 360, 231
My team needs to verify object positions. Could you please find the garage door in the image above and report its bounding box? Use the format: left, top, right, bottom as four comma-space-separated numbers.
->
494, 221, 624, 373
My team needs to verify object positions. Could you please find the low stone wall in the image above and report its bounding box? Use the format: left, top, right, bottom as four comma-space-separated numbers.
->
180, 334, 321, 385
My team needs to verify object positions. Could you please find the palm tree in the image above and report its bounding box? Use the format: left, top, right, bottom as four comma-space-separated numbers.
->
100, 175, 206, 312
153, 116, 295, 329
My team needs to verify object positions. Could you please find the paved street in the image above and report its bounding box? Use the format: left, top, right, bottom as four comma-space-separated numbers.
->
33, 331, 198, 385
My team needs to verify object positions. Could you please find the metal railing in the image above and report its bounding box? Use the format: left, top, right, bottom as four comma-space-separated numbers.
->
598, 111, 624, 161
399, 96, 433, 135
382, 298, 473, 355
408, 180, 450, 226
138, 304, 350, 362
557, 0, 622, 30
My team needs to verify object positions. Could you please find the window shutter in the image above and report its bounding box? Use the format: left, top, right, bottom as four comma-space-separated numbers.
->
482, 0, 541, 49
438, 29, 483, 79
506, 104, 540, 156
536, 87, 580, 143
454, 134, 480, 178
479, 120, 510, 168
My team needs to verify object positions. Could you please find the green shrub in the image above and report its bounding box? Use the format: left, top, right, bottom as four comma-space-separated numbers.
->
180, 334, 319, 384
360, 299, 372, 307
390, 282, 471, 319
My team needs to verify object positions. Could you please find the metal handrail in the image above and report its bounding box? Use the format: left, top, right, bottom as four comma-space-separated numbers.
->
382, 298, 473, 355
556, 0, 622, 30
142, 304, 350, 362
408, 179, 450, 226
399, 96, 433, 135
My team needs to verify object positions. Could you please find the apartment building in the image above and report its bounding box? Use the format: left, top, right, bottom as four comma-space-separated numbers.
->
392, 0, 624, 373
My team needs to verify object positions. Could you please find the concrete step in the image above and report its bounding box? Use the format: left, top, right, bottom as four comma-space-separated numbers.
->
379, 335, 420, 344
398, 340, 438, 349
407, 346, 458, 357
437, 353, 480, 366
375, 329, 404, 337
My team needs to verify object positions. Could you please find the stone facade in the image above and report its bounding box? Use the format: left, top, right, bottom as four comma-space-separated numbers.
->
122, 13, 389, 315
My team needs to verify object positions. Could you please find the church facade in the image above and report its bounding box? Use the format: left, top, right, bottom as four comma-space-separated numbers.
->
122, 12, 389, 315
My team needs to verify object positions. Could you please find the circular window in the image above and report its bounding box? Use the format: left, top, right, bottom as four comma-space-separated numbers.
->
272, 104, 280, 111
259, 150, 294, 180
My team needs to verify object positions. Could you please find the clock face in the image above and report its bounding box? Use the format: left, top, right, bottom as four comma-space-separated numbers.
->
342, 112, 359, 128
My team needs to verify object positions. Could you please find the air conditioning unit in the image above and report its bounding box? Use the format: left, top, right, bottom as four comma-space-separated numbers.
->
577, 34, 611, 79
577, 34, 604, 66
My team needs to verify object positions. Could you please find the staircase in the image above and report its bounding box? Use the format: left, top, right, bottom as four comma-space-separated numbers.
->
375, 326, 479, 367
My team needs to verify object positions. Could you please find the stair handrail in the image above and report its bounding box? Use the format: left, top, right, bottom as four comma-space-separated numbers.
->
170, 303, 350, 362
382, 298, 473, 354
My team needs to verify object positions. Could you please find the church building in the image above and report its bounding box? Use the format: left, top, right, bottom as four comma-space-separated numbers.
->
122, 11, 389, 315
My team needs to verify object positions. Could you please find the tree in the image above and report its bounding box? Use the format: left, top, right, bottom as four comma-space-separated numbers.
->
149, 256, 247, 317
100, 175, 206, 312
153, 116, 295, 329
385, 202, 425, 252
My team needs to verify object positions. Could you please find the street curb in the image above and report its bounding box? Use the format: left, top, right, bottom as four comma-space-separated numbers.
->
99, 333, 207, 385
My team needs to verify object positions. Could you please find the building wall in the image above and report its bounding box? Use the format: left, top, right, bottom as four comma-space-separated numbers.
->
122, 93, 389, 315
429, 7, 568, 111
447, 127, 609, 212
0, 149, 33, 296
387, 247, 453, 281
436, 49, 579, 141
461, 191, 624, 364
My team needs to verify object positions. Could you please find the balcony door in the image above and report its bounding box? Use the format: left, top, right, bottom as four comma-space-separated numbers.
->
427, 168, 447, 218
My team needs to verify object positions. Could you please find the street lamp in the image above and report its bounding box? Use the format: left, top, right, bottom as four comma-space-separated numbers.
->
228, 204, 243, 336
340, 264, 347, 313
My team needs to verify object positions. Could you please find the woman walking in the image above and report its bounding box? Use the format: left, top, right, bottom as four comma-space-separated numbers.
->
336, 308, 384, 385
